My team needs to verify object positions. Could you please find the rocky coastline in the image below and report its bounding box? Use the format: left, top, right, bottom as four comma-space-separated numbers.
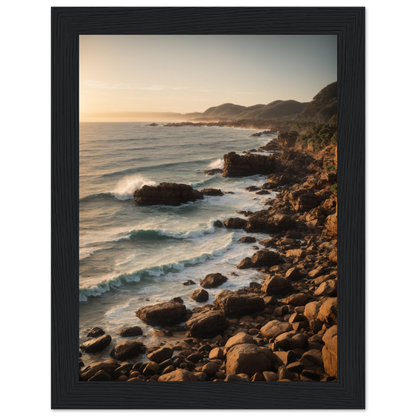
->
79, 129, 338, 383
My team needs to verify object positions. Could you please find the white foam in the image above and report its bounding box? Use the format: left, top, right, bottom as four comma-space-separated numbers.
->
111, 174, 156, 200
208, 158, 224, 169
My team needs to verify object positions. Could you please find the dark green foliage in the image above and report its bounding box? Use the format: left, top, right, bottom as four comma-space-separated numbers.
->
331, 184, 338, 195
297, 116, 338, 150
325, 165, 336, 172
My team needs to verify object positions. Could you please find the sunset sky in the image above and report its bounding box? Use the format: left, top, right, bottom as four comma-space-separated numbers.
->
80, 35, 337, 121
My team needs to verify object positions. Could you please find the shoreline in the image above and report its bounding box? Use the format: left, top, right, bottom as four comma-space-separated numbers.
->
79, 129, 337, 382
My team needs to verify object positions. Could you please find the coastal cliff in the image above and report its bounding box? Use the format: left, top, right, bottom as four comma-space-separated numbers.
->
79, 125, 338, 382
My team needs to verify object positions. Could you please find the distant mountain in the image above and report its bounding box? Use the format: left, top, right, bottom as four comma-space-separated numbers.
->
197, 81, 337, 124
292, 81, 337, 123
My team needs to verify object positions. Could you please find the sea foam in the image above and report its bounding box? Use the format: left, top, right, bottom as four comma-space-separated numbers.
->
112, 174, 156, 200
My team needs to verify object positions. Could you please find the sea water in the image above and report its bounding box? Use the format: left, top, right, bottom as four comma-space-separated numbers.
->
79, 122, 275, 365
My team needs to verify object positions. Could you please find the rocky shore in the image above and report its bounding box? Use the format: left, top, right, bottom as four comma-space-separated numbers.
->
79, 130, 337, 383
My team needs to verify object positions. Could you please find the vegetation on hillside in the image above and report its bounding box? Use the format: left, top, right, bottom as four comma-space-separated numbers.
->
296, 115, 337, 150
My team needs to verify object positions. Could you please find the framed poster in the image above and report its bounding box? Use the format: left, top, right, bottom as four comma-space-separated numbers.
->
52, 7, 365, 409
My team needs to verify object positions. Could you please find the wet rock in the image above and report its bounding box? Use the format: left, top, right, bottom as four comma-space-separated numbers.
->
285, 267, 305, 282
136, 300, 187, 326
263, 371, 278, 381
213, 220, 224, 228
86, 327, 105, 338
281, 293, 311, 307
186, 309, 228, 338
224, 217, 247, 229
325, 213, 337, 237
250, 249, 285, 268
245, 210, 296, 233
190, 289, 209, 302
142, 361, 160, 376
239, 236, 256, 243
318, 298, 337, 325
147, 346, 174, 363
199, 188, 224, 196
134, 183, 203, 206
80, 334, 112, 353
200, 273, 228, 289
285, 249, 306, 258
274, 331, 308, 350
237, 257, 253, 269
223, 152, 278, 177
116, 326, 143, 337
314, 280, 337, 297
182, 279, 196, 286
213, 290, 265, 317
204, 168, 223, 176
110, 339, 146, 361
225, 332, 257, 351
88, 370, 113, 381
80, 359, 119, 381
209, 347, 225, 360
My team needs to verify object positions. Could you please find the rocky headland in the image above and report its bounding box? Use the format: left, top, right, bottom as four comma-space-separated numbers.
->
80, 118, 338, 383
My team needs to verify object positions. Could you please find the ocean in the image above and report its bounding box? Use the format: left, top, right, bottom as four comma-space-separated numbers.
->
79, 122, 274, 365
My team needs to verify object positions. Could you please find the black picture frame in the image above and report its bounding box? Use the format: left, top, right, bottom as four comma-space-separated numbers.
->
52, 7, 365, 409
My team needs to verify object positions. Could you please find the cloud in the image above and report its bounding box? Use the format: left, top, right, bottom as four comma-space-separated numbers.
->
81, 80, 188, 91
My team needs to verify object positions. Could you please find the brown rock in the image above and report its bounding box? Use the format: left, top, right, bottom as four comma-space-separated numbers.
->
80, 334, 112, 353
223, 152, 278, 177
245, 210, 296, 233
314, 280, 337, 297
136, 300, 186, 326
158, 369, 198, 381
260, 320, 292, 340
226, 343, 276, 377
329, 248, 337, 263
262, 275, 293, 295
80, 359, 119, 381
274, 331, 308, 350
285, 249, 306, 258
325, 214, 337, 237
225, 332, 257, 351
110, 339, 146, 361
224, 217, 247, 229
134, 182, 203, 206
200, 273, 228, 288
281, 293, 311, 306
87, 370, 113, 381
285, 267, 305, 282
322, 334, 337, 377
250, 249, 285, 267
237, 257, 252, 269
318, 298, 337, 325
86, 327, 105, 338
239, 236, 256, 243
186, 309, 228, 338
190, 289, 209, 302
213, 290, 265, 317
147, 346, 174, 363
116, 326, 143, 337
199, 188, 224, 196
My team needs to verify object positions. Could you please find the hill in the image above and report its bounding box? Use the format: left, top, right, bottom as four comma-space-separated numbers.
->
197, 81, 336, 123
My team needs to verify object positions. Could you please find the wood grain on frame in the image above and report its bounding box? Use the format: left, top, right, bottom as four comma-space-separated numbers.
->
51, 7, 365, 409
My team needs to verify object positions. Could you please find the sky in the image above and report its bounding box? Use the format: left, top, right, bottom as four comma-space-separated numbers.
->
80, 35, 337, 121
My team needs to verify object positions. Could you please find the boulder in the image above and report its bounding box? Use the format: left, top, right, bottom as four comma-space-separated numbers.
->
251, 249, 284, 268
329, 249, 337, 263
281, 293, 311, 306
226, 343, 276, 377
80, 334, 111, 353
86, 327, 105, 338
116, 326, 143, 337
237, 257, 253, 269
158, 369, 198, 381
199, 188, 224, 196
285, 267, 305, 282
110, 339, 146, 361
136, 300, 186, 326
213, 290, 265, 317
87, 370, 113, 382
285, 249, 306, 258
274, 331, 308, 350
245, 210, 296, 233
223, 152, 278, 177
262, 275, 293, 296
325, 214, 337, 237
224, 217, 247, 229
239, 236, 256, 243
147, 346, 174, 363
200, 273, 228, 289
186, 309, 228, 338
190, 289, 209, 302
80, 359, 119, 381
304, 301, 322, 322
225, 332, 257, 351
314, 280, 337, 297
289, 190, 323, 212
318, 298, 338, 325
134, 183, 203, 206
322, 332, 337, 377
260, 320, 292, 340
204, 168, 223, 176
